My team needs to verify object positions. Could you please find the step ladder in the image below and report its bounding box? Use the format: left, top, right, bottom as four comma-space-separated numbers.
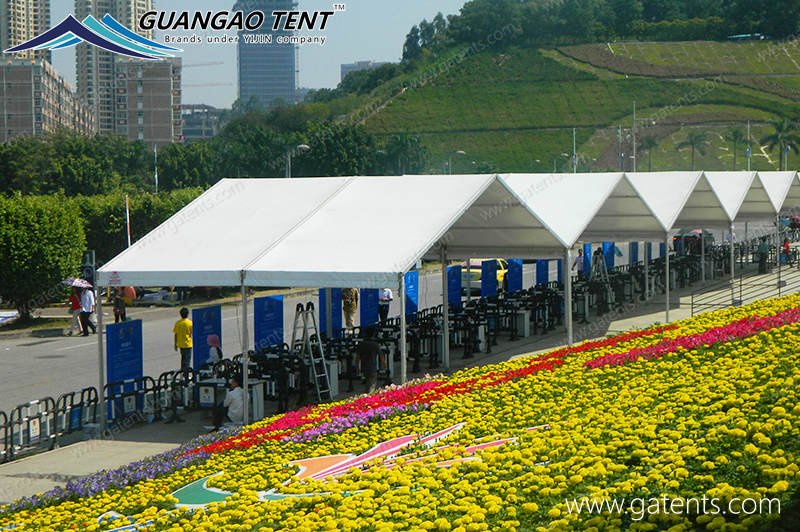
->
289, 302, 332, 403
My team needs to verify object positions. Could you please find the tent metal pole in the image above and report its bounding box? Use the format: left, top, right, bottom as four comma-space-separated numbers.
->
240, 278, 249, 425
399, 273, 407, 384
644, 241, 649, 301
777, 215, 782, 298
665, 233, 670, 323
96, 286, 106, 431
730, 222, 736, 306
440, 247, 450, 370
701, 230, 705, 285
564, 247, 573, 345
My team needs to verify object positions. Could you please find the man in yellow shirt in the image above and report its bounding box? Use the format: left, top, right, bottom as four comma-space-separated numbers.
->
173, 307, 193, 370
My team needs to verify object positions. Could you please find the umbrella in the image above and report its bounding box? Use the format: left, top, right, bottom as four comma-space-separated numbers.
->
63, 278, 93, 288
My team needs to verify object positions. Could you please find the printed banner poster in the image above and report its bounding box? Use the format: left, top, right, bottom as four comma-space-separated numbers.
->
447, 265, 461, 306
536, 259, 548, 286
318, 288, 342, 337
360, 289, 379, 327
192, 305, 222, 369
254, 296, 283, 351
507, 259, 523, 292
405, 271, 419, 315
481, 260, 497, 298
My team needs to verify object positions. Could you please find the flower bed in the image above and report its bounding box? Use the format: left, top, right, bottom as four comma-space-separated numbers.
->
2, 295, 800, 531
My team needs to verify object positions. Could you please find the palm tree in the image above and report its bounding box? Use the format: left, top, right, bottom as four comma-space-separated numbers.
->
676, 131, 710, 171
638, 136, 659, 171
723, 128, 748, 170
760, 118, 800, 170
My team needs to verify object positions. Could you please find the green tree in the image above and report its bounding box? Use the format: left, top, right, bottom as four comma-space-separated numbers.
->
638, 136, 659, 171
723, 128, 748, 170
0, 194, 85, 318
402, 25, 422, 62
760, 118, 800, 171
380, 134, 429, 175
158, 141, 217, 190
213, 111, 286, 177
449, 0, 523, 45
677, 131, 710, 170
295, 122, 377, 177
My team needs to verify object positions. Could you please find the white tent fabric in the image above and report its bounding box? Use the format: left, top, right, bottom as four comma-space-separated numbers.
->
758, 171, 799, 214
97, 178, 352, 286
244, 174, 536, 288
624, 172, 703, 232
499, 173, 625, 248
702, 171, 756, 222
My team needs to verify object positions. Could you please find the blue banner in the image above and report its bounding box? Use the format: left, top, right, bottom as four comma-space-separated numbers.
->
630, 242, 639, 264
254, 296, 283, 351
192, 305, 222, 369
507, 259, 523, 292
557, 259, 563, 283
404, 271, 419, 315
319, 288, 343, 338
646, 242, 652, 262
106, 320, 143, 385
583, 244, 592, 276
603, 242, 615, 270
447, 265, 462, 306
360, 289, 379, 327
481, 260, 497, 297
660, 242, 666, 258
536, 259, 549, 286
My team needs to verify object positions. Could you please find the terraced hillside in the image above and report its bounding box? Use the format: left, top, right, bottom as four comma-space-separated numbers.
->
358, 42, 800, 173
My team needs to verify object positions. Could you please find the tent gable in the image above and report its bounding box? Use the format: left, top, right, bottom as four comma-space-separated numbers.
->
702, 171, 756, 220
757, 171, 797, 213
624, 171, 702, 231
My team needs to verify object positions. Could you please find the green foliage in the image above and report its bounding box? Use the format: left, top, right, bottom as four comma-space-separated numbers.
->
377, 134, 429, 175
760, 119, 800, 170
0, 194, 85, 317
294, 122, 378, 177
75, 189, 202, 265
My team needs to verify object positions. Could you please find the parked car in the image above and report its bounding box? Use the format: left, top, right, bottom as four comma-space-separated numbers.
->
461, 258, 508, 295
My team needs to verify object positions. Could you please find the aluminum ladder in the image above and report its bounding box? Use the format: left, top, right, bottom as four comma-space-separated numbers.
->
289, 302, 332, 403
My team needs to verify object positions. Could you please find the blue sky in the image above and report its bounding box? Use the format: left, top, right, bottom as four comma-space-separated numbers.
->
51, 0, 468, 108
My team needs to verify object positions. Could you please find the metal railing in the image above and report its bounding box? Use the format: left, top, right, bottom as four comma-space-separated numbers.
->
691, 263, 800, 315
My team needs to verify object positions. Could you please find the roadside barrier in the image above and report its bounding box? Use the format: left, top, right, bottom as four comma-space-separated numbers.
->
0, 411, 8, 462
8, 397, 56, 459
54, 387, 98, 436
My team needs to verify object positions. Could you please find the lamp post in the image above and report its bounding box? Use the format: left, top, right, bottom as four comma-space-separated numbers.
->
448, 150, 466, 174
285, 144, 311, 178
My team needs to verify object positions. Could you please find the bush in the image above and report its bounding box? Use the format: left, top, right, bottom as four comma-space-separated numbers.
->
0, 194, 85, 317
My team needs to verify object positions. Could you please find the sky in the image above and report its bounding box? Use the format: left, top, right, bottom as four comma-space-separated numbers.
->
50, 0, 468, 108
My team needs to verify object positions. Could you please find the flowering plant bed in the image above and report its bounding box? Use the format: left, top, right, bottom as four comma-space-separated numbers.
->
2, 295, 800, 531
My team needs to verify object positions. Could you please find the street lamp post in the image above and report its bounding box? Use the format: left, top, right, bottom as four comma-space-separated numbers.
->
448, 150, 466, 175
552, 153, 568, 173
285, 144, 311, 178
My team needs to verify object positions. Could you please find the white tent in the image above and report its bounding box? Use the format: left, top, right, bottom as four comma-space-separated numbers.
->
94, 171, 799, 428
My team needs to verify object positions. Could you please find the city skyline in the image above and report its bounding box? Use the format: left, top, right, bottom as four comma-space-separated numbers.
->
50, 0, 468, 108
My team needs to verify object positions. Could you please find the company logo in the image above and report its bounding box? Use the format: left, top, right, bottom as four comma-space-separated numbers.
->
3, 14, 181, 60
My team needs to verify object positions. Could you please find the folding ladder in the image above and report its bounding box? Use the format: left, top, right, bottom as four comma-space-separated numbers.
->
290, 303, 332, 403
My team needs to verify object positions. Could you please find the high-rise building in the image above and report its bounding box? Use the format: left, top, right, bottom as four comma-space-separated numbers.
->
0, 0, 51, 63
235, 0, 299, 107
114, 58, 182, 146
0, 60, 95, 142
75, 0, 155, 134
340, 61, 389, 83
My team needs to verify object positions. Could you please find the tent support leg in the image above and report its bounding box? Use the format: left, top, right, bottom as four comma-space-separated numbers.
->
701, 230, 705, 285
240, 279, 249, 425
564, 248, 573, 346
96, 287, 106, 431
440, 247, 450, 370
665, 233, 670, 323
731, 222, 736, 306
644, 242, 649, 301
399, 273, 407, 384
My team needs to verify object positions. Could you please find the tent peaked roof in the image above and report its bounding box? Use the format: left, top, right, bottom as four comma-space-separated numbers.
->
244, 174, 500, 288
579, 176, 668, 241
625, 171, 702, 231
757, 171, 797, 213
703, 171, 756, 221
499, 173, 624, 248
97, 177, 352, 286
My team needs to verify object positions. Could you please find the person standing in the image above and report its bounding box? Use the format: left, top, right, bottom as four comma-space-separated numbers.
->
173, 307, 193, 370
113, 289, 127, 323
378, 288, 393, 322
79, 287, 96, 336
356, 327, 380, 393
67, 288, 83, 336
342, 288, 358, 328
757, 237, 770, 274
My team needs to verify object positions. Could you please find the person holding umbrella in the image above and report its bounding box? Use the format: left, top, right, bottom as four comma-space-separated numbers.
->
67, 287, 83, 336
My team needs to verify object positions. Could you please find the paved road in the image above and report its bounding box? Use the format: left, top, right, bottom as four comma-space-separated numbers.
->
0, 264, 542, 413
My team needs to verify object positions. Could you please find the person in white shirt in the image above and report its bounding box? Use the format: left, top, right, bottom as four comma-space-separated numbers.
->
79, 287, 96, 336
379, 288, 393, 322
215, 375, 244, 428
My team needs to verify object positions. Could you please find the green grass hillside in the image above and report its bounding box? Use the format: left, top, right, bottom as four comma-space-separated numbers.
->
355, 41, 800, 173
